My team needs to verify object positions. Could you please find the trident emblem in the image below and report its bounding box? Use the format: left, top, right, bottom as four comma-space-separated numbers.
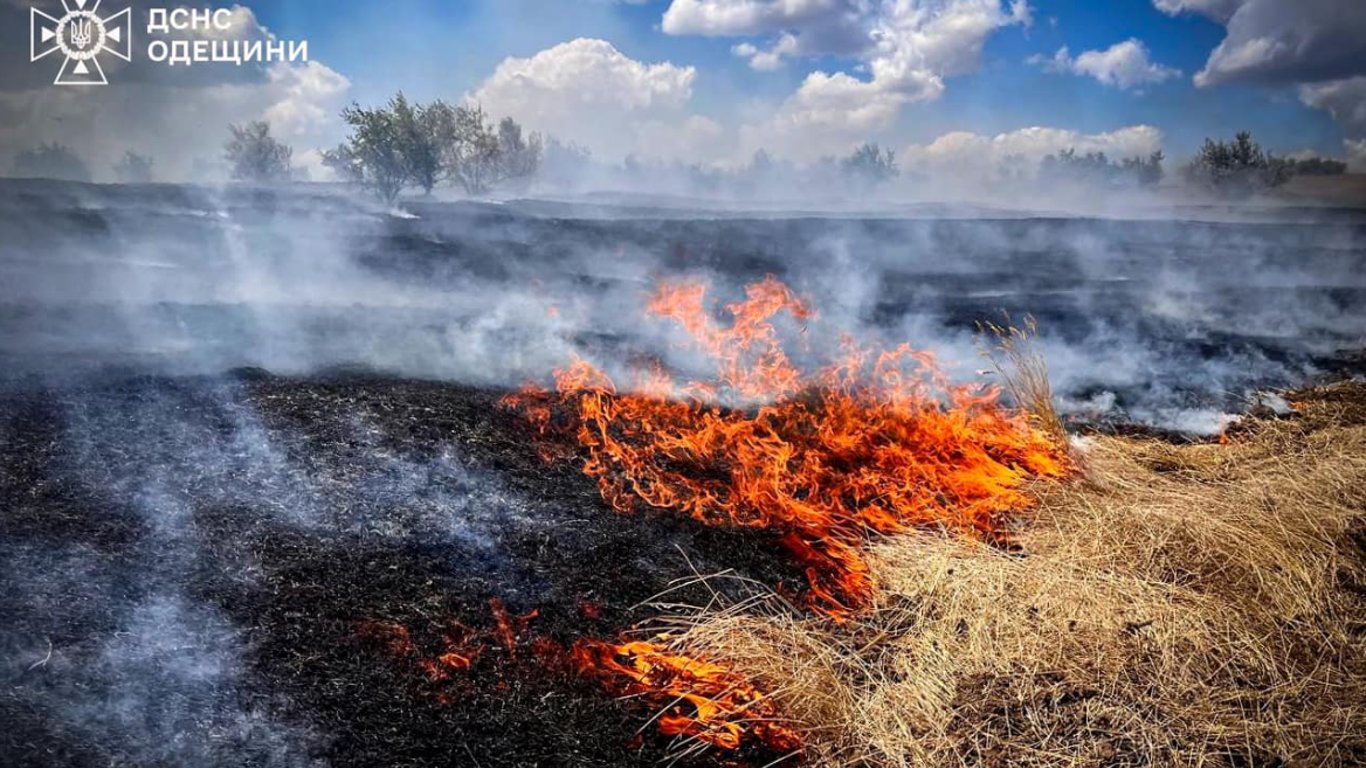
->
70, 18, 93, 50
30, 0, 132, 86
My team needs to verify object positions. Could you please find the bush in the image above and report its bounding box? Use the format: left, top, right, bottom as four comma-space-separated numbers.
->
12, 142, 91, 182
224, 121, 293, 183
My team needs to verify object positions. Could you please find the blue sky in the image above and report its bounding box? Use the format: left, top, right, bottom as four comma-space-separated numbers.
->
238, 0, 1351, 161
4, 0, 1362, 180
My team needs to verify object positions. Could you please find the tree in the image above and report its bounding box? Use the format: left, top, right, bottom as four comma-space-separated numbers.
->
1122, 151, 1164, 186
841, 143, 898, 185
12, 142, 90, 182
324, 100, 410, 204
113, 151, 154, 183
326, 94, 544, 202
224, 121, 293, 183
1184, 131, 1290, 195
495, 116, 543, 187
1041, 148, 1163, 187
396, 94, 442, 195
429, 101, 499, 195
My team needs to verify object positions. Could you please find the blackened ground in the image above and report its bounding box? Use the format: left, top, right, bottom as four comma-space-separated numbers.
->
0, 369, 805, 768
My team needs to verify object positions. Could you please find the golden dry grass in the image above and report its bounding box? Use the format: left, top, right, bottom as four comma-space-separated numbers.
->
651, 381, 1366, 767
979, 316, 1069, 448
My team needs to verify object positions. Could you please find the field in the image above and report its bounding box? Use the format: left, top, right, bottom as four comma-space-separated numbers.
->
1, 179, 1364, 767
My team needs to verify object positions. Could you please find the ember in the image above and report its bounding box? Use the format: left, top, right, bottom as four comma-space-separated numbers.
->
505, 276, 1071, 616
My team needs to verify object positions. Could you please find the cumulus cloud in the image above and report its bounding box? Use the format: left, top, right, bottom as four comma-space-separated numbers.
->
1157, 0, 1366, 88
687, 1, 1032, 159
663, 0, 862, 41
732, 34, 800, 70
901, 124, 1164, 179
1299, 76, 1366, 139
0, 3, 350, 181
1031, 39, 1181, 90
468, 38, 705, 163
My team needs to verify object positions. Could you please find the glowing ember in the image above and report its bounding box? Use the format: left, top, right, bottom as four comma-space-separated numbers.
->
573, 638, 802, 754
505, 275, 1071, 616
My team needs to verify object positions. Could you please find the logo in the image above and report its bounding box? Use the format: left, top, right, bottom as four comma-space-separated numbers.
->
30, 0, 132, 86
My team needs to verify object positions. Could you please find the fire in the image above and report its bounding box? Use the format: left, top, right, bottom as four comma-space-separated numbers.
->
359, 607, 792, 755
505, 275, 1071, 616
572, 638, 802, 754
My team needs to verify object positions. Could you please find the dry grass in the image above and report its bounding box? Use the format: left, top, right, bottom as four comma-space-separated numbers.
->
979, 316, 1068, 448
652, 381, 1366, 767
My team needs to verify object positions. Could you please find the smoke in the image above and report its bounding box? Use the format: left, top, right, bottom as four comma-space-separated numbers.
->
1, 178, 1363, 438
0, 366, 591, 764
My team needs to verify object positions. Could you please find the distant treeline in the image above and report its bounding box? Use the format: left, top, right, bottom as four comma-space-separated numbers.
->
1039, 149, 1165, 188
1036, 130, 1348, 196
3, 124, 1352, 200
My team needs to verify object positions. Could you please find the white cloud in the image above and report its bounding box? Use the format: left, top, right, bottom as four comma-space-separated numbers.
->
1299, 76, 1366, 163
1155, 0, 1366, 88
469, 38, 705, 162
663, 0, 855, 39
692, 1, 1032, 159
260, 61, 351, 139
1299, 76, 1366, 137
1151, 0, 1246, 22
732, 33, 800, 70
1032, 39, 1181, 90
901, 124, 1164, 178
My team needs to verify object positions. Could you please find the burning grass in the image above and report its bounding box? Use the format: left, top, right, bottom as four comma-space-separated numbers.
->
503, 276, 1076, 759
501, 275, 1364, 765
647, 381, 1366, 766
572, 638, 803, 757
504, 276, 1070, 617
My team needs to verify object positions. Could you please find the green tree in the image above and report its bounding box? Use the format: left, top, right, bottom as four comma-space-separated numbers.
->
324, 100, 411, 204
1185, 131, 1290, 195
326, 95, 544, 202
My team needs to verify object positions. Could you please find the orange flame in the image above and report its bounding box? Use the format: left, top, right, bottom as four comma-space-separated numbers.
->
505, 275, 1070, 617
573, 638, 802, 753
359, 609, 791, 756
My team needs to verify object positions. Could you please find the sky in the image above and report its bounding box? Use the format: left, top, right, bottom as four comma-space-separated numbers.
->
3, 0, 1365, 181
